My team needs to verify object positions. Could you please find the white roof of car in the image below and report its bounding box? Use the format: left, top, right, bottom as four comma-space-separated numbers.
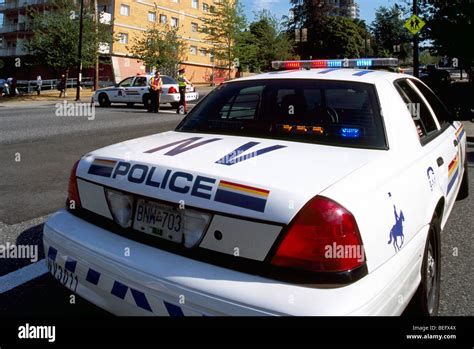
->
230, 68, 410, 84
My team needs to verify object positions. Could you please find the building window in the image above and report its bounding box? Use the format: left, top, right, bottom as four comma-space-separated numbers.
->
199, 48, 207, 56
118, 33, 128, 44
191, 22, 198, 32
203, 3, 209, 12
120, 4, 130, 16
190, 46, 197, 55
192, 0, 198, 9
171, 0, 179, 3
148, 12, 156, 22
171, 17, 179, 27
160, 14, 167, 24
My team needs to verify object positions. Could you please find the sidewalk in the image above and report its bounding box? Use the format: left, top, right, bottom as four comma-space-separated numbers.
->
0, 86, 215, 107
0, 88, 93, 107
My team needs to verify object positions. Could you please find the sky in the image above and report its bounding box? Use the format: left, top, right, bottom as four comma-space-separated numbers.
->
241, 0, 400, 25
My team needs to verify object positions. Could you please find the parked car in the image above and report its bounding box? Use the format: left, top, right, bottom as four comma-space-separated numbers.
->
44, 58, 468, 316
92, 74, 199, 109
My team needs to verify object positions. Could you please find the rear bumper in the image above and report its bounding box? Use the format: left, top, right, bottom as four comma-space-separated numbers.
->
43, 210, 425, 316
161, 92, 199, 104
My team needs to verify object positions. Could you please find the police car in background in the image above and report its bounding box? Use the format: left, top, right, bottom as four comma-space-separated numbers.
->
44, 58, 468, 316
92, 74, 199, 109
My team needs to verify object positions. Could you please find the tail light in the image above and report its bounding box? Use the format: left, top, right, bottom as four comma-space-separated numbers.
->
168, 86, 178, 94
67, 160, 82, 210
271, 196, 365, 273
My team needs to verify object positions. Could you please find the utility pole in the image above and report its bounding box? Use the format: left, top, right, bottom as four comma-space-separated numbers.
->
75, 0, 84, 101
413, 0, 419, 78
94, 0, 99, 91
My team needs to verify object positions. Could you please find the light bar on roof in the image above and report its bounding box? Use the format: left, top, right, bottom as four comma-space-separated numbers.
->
271, 58, 398, 70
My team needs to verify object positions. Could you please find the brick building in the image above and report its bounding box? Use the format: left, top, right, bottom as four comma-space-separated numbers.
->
0, 0, 231, 83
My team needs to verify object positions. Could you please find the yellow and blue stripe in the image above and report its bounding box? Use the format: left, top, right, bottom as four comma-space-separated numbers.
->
455, 125, 465, 143
447, 155, 459, 194
214, 180, 270, 213
88, 158, 117, 177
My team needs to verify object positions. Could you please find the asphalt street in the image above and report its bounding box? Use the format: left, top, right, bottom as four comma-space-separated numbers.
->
0, 99, 473, 316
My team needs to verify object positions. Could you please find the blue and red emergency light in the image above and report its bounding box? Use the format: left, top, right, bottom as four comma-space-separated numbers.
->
271, 58, 398, 70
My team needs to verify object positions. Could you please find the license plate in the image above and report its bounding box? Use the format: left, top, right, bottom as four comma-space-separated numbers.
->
185, 93, 198, 101
133, 199, 184, 243
47, 258, 78, 292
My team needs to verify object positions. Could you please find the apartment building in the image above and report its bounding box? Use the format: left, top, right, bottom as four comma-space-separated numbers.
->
318, 0, 360, 19
111, 0, 223, 83
0, 0, 227, 83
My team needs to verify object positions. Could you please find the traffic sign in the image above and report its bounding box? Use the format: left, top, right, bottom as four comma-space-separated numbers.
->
404, 14, 425, 35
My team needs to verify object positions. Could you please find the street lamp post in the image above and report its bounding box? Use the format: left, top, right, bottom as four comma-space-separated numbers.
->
75, 0, 84, 101
413, 0, 419, 78
94, 0, 99, 91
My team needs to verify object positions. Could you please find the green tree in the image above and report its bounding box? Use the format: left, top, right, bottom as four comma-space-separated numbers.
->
286, 0, 333, 58
130, 19, 187, 75
200, 0, 246, 78
287, 0, 366, 58
235, 29, 259, 72
237, 10, 294, 72
416, 0, 474, 69
370, 5, 412, 59
26, 0, 112, 77
321, 16, 365, 58
353, 19, 374, 57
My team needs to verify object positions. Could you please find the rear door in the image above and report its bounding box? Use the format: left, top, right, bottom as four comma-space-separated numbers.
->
410, 79, 463, 206
394, 79, 459, 207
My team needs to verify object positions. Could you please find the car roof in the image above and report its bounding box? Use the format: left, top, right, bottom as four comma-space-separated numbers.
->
134, 74, 174, 78
229, 68, 412, 85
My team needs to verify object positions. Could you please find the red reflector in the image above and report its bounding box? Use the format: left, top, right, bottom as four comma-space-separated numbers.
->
67, 160, 82, 209
284, 61, 301, 69
271, 196, 365, 273
168, 86, 178, 93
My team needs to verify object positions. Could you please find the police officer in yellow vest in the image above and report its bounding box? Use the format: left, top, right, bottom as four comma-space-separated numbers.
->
177, 68, 192, 114
148, 71, 162, 113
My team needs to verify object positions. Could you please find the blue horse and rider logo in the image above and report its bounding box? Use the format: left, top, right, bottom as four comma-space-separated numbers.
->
387, 192, 405, 252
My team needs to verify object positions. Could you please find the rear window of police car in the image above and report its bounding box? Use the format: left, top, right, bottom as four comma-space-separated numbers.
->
177, 79, 386, 149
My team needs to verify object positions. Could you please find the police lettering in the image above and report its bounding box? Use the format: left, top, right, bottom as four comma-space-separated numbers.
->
112, 161, 216, 199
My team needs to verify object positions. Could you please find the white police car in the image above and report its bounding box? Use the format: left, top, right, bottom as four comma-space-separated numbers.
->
92, 74, 199, 109
44, 58, 468, 316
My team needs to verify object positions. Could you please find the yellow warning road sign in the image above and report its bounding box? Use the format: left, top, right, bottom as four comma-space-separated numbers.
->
405, 14, 425, 35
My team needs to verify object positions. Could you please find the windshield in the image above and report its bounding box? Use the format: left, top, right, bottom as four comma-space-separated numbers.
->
162, 76, 177, 85
176, 79, 387, 149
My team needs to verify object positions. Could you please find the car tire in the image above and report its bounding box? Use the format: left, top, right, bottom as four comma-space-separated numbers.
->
127, 102, 134, 107
408, 213, 441, 316
98, 93, 111, 107
170, 102, 179, 109
457, 161, 469, 201
143, 94, 151, 109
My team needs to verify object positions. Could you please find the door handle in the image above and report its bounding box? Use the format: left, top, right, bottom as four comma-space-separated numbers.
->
437, 157, 444, 167
453, 139, 459, 147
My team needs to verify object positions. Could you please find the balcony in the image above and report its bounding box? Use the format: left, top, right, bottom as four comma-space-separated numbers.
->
0, 0, 49, 11
0, 22, 32, 34
0, 47, 27, 56
98, 42, 110, 54
99, 11, 111, 25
